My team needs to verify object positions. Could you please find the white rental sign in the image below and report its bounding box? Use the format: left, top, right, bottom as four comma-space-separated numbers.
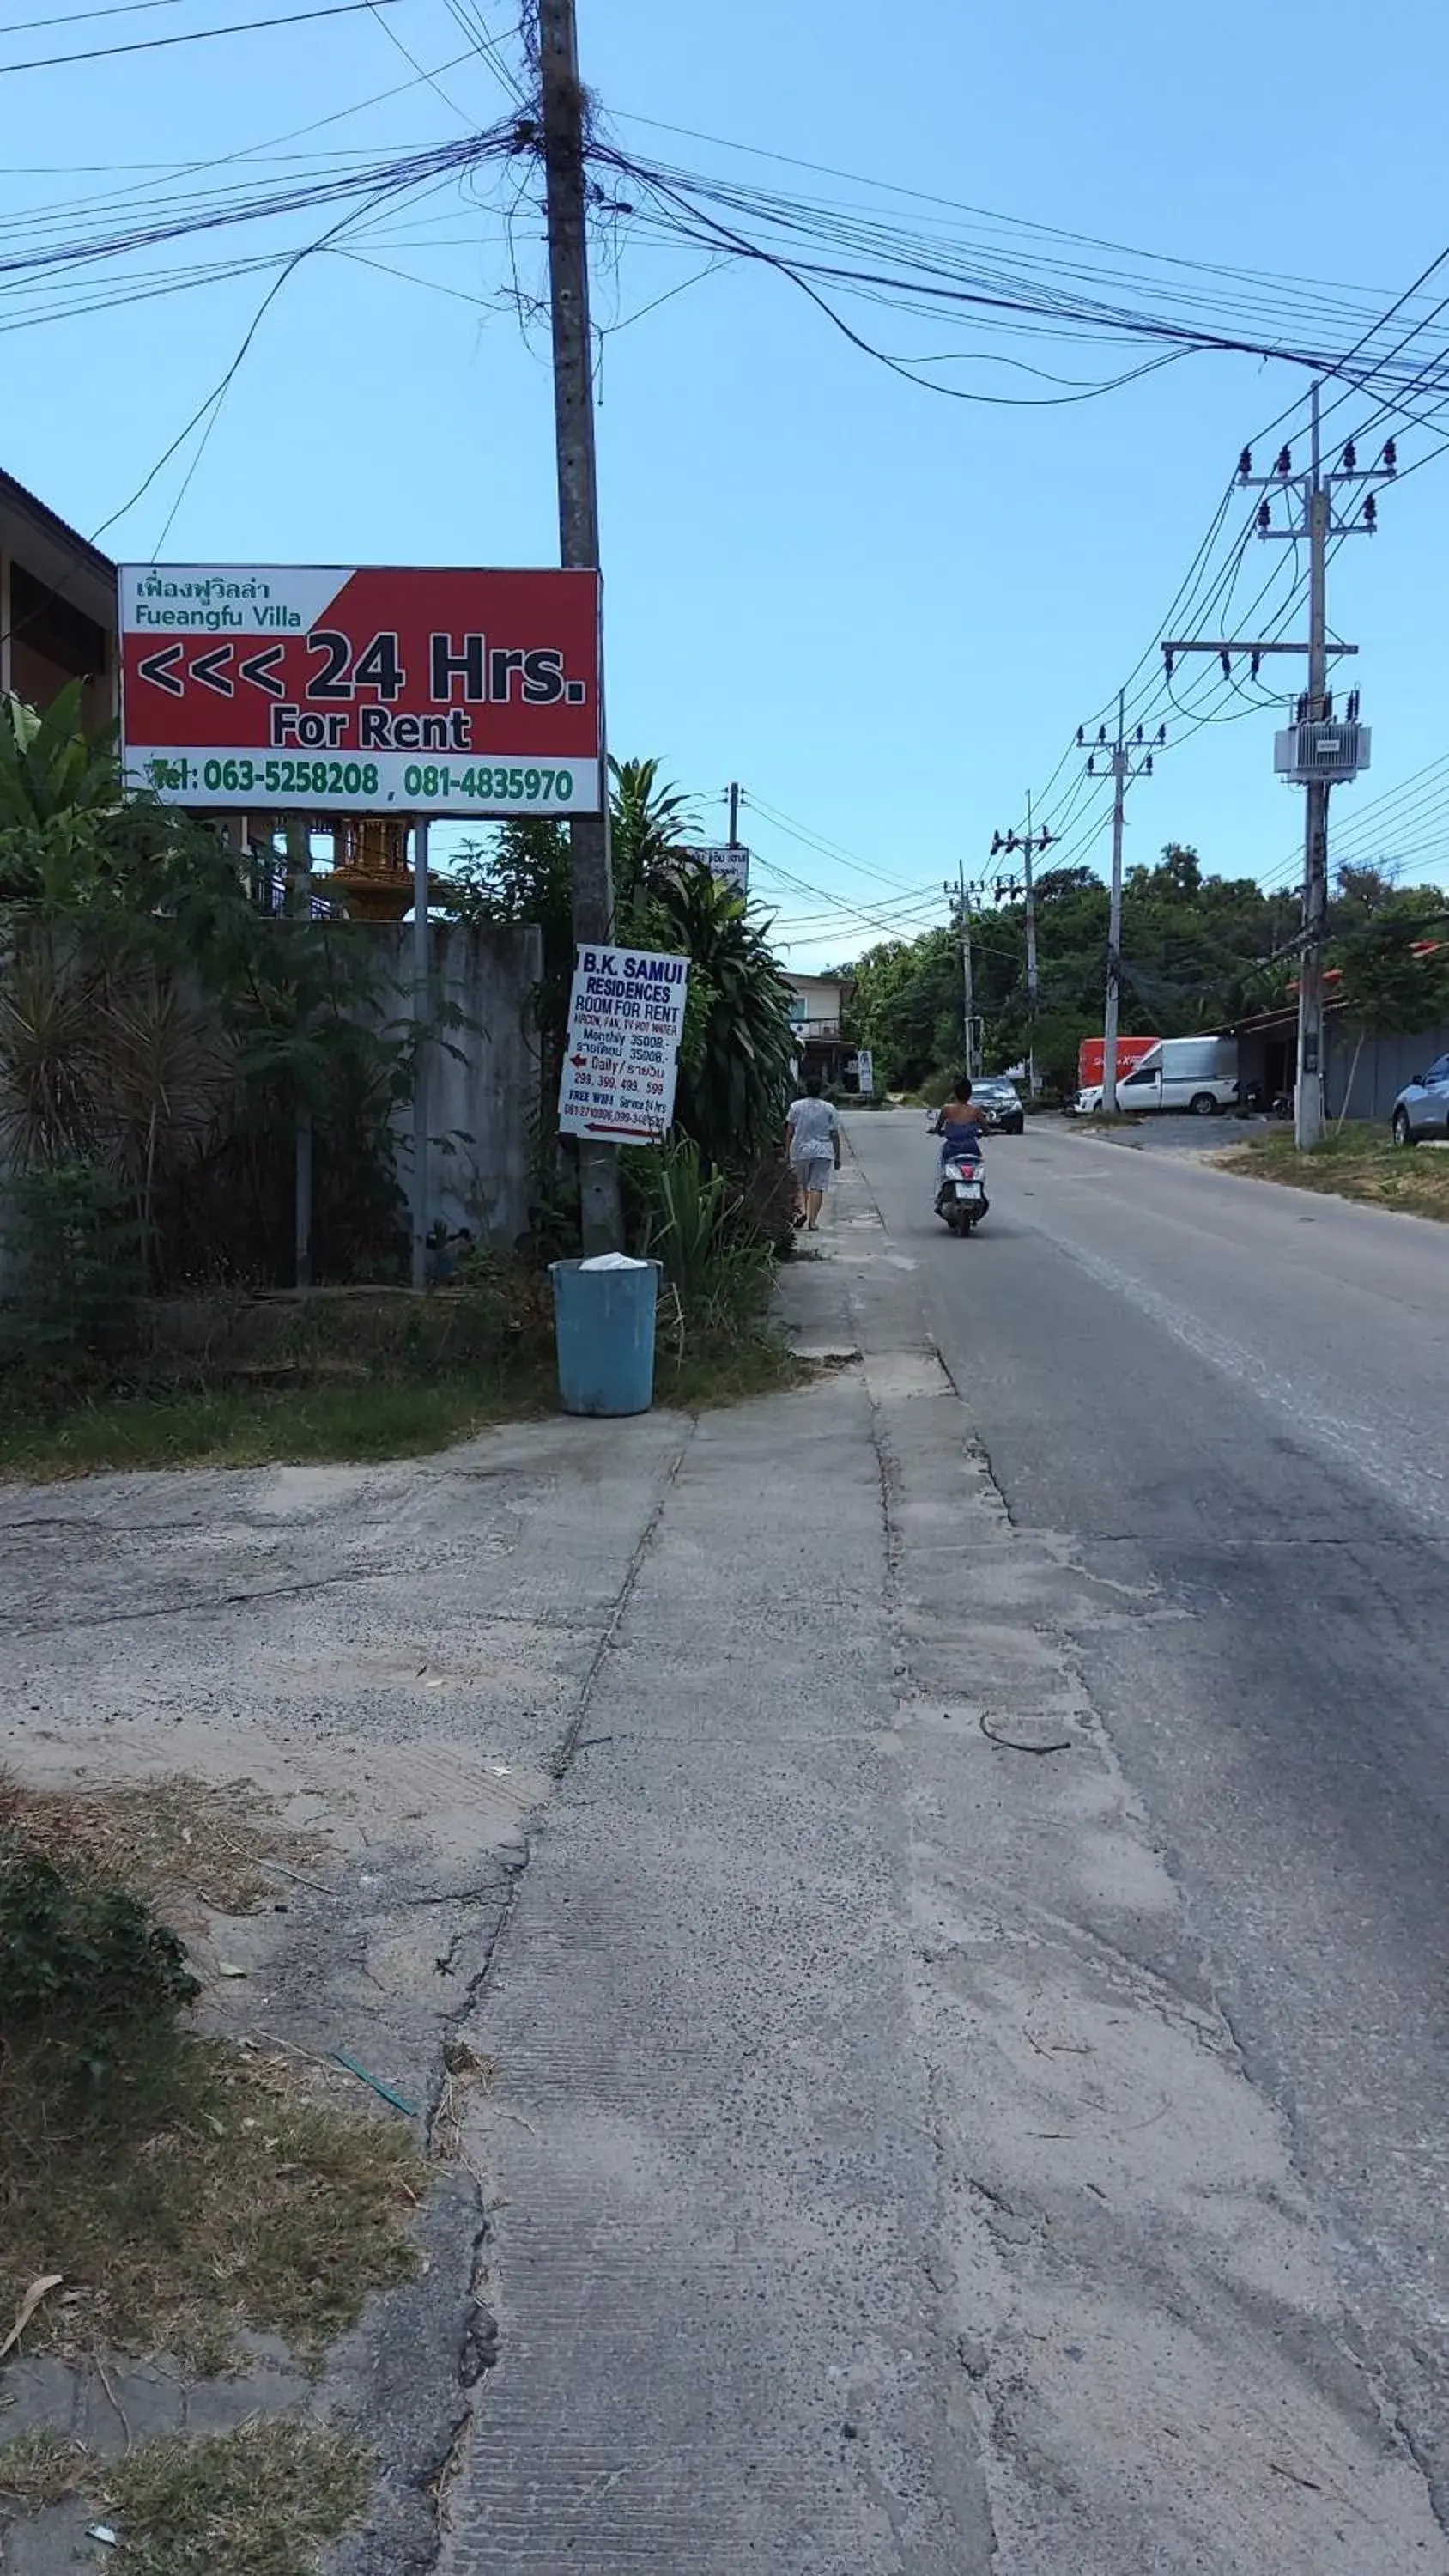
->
681, 843, 749, 896
558, 943, 689, 1142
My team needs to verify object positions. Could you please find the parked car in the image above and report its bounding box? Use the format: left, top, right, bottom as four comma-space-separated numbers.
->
1391, 1055, 1449, 1145
971, 1077, 1026, 1135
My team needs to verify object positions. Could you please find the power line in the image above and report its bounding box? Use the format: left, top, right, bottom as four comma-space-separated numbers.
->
0, 0, 402, 76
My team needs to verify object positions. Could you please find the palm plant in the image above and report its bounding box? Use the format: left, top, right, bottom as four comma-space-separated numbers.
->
609, 756, 700, 908
634, 866, 797, 1170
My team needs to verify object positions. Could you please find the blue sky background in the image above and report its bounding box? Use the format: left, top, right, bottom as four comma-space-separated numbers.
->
7, 0, 1449, 963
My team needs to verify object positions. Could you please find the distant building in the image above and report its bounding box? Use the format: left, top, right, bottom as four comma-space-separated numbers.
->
0, 469, 116, 732
785, 971, 860, 1089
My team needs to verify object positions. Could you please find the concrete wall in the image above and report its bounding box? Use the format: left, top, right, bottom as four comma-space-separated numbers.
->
370, 919, 543, 1254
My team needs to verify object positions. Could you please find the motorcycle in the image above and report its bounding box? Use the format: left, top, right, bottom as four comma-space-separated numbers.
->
934, 1149, 989, 1236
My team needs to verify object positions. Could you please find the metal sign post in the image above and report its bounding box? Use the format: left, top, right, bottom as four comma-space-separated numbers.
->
410, 817, 430, 1293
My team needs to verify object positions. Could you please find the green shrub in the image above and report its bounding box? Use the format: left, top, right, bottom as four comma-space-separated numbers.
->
627, 1138, 771, 1340
0, 1162, 143, 1384
0, 1841, 199, 2091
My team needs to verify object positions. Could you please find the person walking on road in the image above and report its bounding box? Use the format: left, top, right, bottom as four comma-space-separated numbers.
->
785, 1075, 841, 1232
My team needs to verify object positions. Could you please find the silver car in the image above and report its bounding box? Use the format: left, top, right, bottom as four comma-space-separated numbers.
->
1391, 1054, 1449, 1145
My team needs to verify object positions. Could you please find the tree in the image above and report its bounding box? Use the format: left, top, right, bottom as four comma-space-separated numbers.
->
1332, 925, 1449, 1125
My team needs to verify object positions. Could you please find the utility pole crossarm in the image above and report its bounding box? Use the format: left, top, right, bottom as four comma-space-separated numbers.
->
1161, 639, 1358, 659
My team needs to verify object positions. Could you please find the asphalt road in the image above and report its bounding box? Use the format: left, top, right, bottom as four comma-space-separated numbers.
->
846, 1110, 1449, 2516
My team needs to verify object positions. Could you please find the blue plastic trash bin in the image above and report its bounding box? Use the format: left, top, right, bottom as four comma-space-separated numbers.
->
549, 1257, 662, 1418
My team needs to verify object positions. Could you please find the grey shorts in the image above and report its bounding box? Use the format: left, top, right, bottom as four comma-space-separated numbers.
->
792, 1155, 834, 1193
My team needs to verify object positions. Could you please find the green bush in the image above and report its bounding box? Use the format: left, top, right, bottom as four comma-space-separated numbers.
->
0, 1841, 199, 2091
0, 1162, 144, 1384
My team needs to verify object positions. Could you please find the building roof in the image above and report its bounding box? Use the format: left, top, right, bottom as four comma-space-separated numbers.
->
0, 468, 115, 584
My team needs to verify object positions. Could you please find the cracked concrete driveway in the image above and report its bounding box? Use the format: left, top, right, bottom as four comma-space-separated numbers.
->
5, 1138, 1449, 2573
0, 1413, 694, 2576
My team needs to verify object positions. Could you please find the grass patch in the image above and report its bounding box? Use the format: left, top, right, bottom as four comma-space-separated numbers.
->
0, 1364, 556, 1482
0, 2419, 371, 2576
0, 2038, 423, 2373
0, 1324, 800, 1482
1216, 1123, 1449, 1220
0, 1773, 323, 1920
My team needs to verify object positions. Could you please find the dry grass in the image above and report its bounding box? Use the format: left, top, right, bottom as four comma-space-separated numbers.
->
0, 2038, 424, 2374
0, 1777, 422, 2373
0, 1772, 325, 1921
1216, 1123, 1449, 1221
0, 2419, 371, 2576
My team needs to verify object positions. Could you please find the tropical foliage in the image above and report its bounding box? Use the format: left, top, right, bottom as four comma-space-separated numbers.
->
845, 843, 1449, 1096
448, 759, 797, 1176
0, 687, 414, 1356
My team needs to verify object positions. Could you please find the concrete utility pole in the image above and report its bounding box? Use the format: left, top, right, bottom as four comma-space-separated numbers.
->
538, 0, 621, 1250
727, 779, 741, 848
1077, 694, 1164, 1113
990, 799, 1054, 1095
943, 864, 984, 1077
1299, 386, 1331, 1148
1164, 386, 1389, 1148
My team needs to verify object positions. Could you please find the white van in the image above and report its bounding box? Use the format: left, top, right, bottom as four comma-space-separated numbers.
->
1079, 1036, 1238, 1117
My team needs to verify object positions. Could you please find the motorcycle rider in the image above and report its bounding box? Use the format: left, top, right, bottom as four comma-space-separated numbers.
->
931, 1074, 984, 1166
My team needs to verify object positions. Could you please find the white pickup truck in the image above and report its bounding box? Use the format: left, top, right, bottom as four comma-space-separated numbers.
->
1076, 1036, 1239, 1117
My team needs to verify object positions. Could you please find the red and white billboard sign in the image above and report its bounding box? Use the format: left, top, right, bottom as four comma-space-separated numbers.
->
118, 564, 601, 817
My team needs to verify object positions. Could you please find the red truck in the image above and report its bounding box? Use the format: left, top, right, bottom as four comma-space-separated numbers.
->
1077, 1034, 1160, 1095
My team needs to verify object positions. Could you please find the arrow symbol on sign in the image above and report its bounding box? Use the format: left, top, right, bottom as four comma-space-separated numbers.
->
136, 644, 185, 695
239, 645, 285, 696
191, 646, 234, 698
569, 1053, 588, 1069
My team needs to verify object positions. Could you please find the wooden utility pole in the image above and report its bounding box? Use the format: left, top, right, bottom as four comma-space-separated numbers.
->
538, 0, 621, 1250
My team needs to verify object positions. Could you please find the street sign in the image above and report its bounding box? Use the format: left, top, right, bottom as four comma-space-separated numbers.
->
681, 843, 749, 896
118, 564, 602, 817
853, 1048, 875, 1094
558, 943, 689, 1142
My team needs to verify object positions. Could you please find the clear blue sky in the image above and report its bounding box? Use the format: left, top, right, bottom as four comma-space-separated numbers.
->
8, 0, 1449, 964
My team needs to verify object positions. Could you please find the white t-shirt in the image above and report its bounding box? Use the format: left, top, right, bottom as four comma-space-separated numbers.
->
786, 1096, 839, 1162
